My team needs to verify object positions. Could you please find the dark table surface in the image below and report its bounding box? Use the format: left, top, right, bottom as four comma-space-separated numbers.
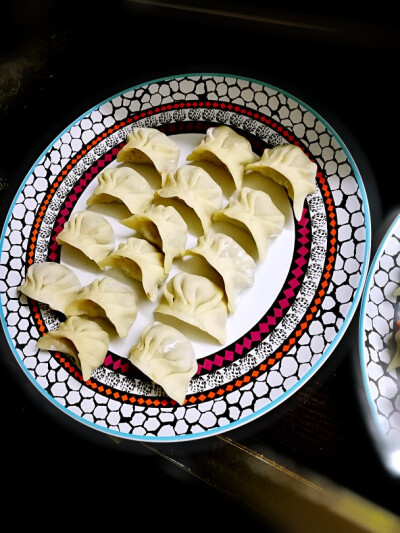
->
1, 1, 399, 530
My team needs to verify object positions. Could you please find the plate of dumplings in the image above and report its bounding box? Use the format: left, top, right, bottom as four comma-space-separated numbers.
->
0, 73, 371, 442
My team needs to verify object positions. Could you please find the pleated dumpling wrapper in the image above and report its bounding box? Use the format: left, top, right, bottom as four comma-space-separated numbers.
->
155, 271, 228, 345
213, 187, 285, 261
245, 143, 317, 221
86, 165, 154, 215
18, 262, 81, 314
156, 164, 223, 233
98, 236, 167, 302
184, 232, 256, 314
65, 277, 138, 338
117, 127, 180, 177
186, 125, 256, 190
121, 204, 187, 273
129, 322, 197, 405
56, 210, 114, 265
36, 316, 109, 381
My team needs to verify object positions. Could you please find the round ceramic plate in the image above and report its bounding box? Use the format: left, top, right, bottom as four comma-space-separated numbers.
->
359, 214, 400, 473
0, 73, 371, 442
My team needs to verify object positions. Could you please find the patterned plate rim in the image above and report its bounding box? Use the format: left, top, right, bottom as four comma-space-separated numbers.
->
358, 213, 400, 444
0, 72, 371, 442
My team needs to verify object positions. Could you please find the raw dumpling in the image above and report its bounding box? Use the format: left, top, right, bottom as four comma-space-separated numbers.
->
117, 127, 180, 176
155, 271, 228, 344
245, 143, 317, 221
86, 165, 154, 214
121, 204, 187, 273
184, 232, 256, 314
212, 187, 285, 261
56, 210, 114, 265
36, 315, 109, 381
18, 262, 81, 314
129, 321, 197, 405
98, 236, 167, 302
156, 164, 223, 233
65, 276, 137, 338
186, 125, 256, 190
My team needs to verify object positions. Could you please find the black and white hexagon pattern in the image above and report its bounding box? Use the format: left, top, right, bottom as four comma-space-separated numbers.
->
360, 214, 400, 451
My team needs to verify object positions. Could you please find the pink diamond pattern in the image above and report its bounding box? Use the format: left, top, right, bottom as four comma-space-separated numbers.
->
235, 343, 244, 355
202, 359, 214, 371
283, 288, 295, 299
104, 354, 114, 366
297, 245, 309, 257
103, 353, 132, 374
289, 278, 300, 289
295, 256, 307, 268
298, 235, 310, 245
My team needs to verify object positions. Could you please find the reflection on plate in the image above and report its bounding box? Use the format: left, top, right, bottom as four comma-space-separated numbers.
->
359, 214, 400, 474
0, 73, 370, 442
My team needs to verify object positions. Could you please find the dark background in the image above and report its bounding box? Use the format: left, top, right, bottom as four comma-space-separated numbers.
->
1, 1, 399, 529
